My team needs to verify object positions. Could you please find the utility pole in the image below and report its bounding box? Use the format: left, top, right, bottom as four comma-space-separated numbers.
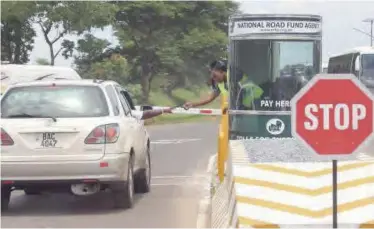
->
363, 18, 374, 46
353, 28, 374, 39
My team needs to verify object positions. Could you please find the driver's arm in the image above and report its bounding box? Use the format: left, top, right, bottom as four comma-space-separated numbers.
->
133, 108, 172, 120
141, 109, 164, 120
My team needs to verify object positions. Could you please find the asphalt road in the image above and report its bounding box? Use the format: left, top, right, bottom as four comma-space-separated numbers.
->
1, 121, 219, 228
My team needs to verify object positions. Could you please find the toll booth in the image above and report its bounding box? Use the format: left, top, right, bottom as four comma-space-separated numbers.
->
228, 14, 322, 140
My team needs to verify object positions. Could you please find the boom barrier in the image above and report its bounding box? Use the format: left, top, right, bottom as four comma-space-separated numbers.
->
135, 105, 222, 116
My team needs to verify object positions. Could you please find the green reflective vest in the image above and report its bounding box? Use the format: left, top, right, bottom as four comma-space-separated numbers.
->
217, 81, 228, 97
217, 68, 263, 108
217, 68, 230, 97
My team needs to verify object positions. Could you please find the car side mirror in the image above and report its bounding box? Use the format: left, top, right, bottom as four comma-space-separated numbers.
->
140, 105, 153, 111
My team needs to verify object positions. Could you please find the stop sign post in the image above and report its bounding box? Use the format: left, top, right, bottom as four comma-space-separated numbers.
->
291, 74, 374, 160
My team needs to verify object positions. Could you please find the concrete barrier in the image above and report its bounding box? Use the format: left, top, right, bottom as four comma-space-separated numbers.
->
197, 153, 238, 228
200, 139, 374, 228
211, 152, 238, 228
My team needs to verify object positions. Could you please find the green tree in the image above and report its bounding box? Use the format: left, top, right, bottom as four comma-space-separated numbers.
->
34, 1, 116, 65
74, 34, 112, 77
87, 54, 129, 82
84, 53, 143, 103
1, 1, 37, 64
113, 1, 239, 102
73, 32, 145, 101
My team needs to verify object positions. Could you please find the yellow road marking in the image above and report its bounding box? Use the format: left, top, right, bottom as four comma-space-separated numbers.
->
236, 196, 374, 218
360, 220, 374, 228
249, 162, 373, 177
235, 176, 374, 196
238, 216, 280, 228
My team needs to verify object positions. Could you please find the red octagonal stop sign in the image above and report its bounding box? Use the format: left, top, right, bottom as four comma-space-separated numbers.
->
291, 74, 374, 157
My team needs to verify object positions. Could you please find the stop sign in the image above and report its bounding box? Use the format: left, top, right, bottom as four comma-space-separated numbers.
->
291, 74, 374, 157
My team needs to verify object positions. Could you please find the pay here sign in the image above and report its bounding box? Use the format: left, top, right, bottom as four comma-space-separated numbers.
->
291, 74, 374, 160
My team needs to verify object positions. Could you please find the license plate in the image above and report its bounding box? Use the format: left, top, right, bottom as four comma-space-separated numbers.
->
39, 132, 58, 148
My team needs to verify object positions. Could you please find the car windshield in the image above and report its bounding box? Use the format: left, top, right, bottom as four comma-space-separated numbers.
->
1, 85, 109, 118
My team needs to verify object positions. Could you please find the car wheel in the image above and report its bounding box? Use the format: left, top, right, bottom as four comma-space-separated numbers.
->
24, 188, 42, 195
1, 187, 11, 211
112, 155, 134, 209
134, 145, 151, 193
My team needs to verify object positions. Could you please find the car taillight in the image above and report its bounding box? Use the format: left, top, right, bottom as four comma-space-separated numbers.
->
1, 128, 14, 146
84, 124, 120, 144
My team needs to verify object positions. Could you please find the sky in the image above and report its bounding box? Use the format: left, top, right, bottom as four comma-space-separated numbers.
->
29, 0, 374, 67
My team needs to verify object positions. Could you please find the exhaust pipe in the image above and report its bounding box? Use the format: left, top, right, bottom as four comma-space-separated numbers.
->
70, 183, 101, 196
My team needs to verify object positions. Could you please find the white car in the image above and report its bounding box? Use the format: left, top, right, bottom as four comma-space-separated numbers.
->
0, 79, 151, 211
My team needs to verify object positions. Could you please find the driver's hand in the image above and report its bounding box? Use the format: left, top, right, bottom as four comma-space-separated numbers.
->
183, 102, 194, 110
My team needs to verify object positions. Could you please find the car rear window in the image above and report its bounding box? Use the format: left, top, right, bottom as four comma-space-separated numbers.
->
1, 85, 109, 118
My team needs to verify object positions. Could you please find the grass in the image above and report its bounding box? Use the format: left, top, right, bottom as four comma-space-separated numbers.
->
146, 87, 221, 125
151, 114, 219, 125
149, 91, 176, 107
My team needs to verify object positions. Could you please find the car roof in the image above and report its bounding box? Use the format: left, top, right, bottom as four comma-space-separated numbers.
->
0, 79, 137, 117
1, 64, 82, 83
2, 79, 132, 94
6, 79, 116, 87
1, 64, 80, 71
1, 64, 83, 94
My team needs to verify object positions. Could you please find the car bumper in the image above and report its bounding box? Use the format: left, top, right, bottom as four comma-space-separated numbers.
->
1, 153, 130, 183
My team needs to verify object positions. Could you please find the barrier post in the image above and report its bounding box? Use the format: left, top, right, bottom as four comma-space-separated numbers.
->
222, 97, 229, 162
218, 125, 225, 182
217, 95, 228, 182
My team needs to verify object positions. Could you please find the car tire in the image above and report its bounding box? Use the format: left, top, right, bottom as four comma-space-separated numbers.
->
1, 187, 11, 211
24, 188, 41, 195
134, 145, 151, 193
112, 155, 134, 209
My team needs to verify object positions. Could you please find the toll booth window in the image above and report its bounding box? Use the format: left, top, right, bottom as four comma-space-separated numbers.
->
229, 40, 319, 112
229, 39, 320, 140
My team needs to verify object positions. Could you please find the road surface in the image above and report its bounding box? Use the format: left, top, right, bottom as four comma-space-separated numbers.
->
1, 121, 218, 228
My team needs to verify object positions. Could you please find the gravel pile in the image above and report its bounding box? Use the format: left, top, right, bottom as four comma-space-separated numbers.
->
241, 138, 358, 163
